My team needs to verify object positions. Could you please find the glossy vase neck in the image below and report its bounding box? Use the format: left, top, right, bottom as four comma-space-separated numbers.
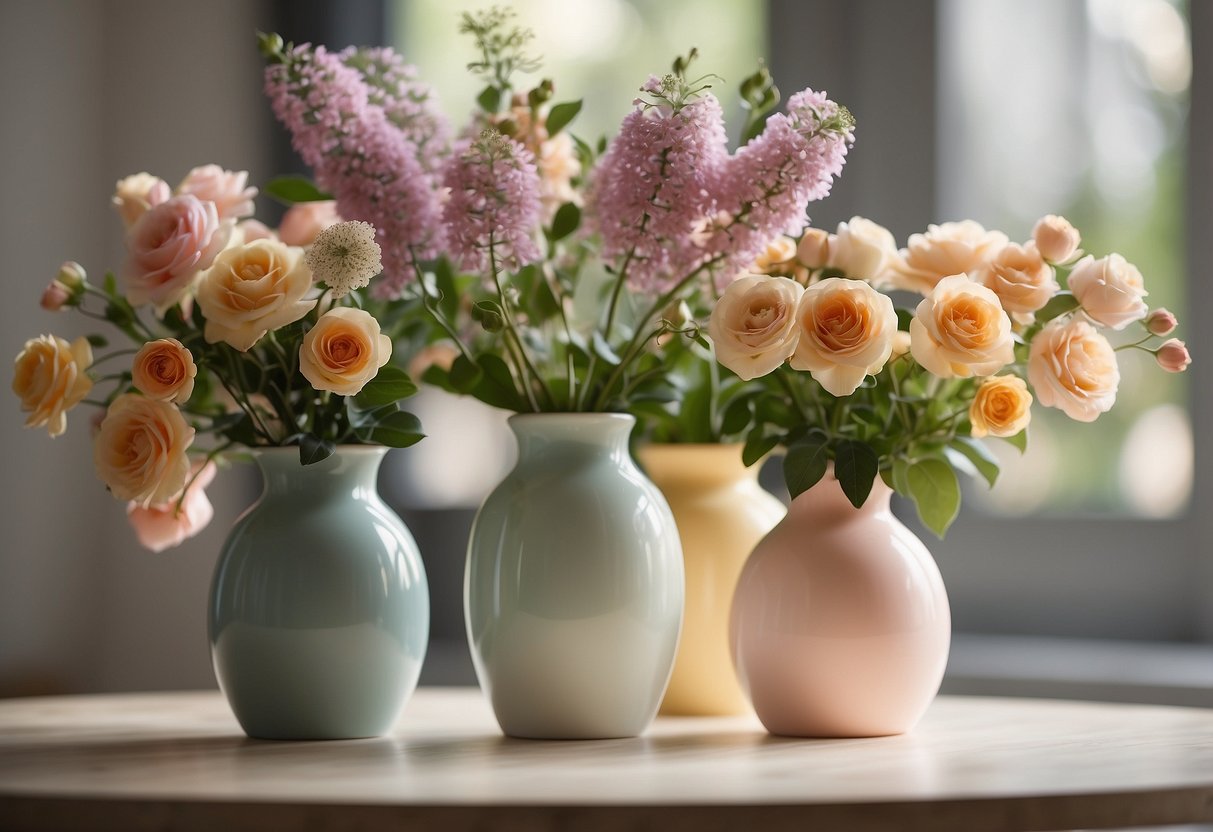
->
252, 446, 387, 499
508, 413, 635, 464
638, 443, 762, 490
789, 469, 893, 521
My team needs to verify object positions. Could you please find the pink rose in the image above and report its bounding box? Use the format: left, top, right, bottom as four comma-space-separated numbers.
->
1145, 308, 1178, 337
126, 461, 217, 553
122, 195, 230, 312
237, 219, 276, 242
1155, 339, 1191, 373
278, 201, 341, 247
178, 165, 258, 221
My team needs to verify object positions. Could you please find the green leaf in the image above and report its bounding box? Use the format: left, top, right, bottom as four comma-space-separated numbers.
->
1036, 292, 1079, 324
548, 202, 581, 242
449, 354, 485, 393
591, 332, 622, 366
262, 175, 333, 205
948, 437, 1000, 487
103, 271, 117, 298
299, 434, 335, 466
472, 353, 527, 411
783, 434, 829, 499
368, 410, 425, 448
420, 363, 456, 393
742, 428, 780, 467
721, 396, 754, 436
1001, 429, 1028, 453
86, 334, 108, 348
906, 458, 961, 537
353, 365, 418, 409
892, 457, 912, 495
476, 85, 502, 113
545, 99, 583, 136
432, 257, 460, 321
833, 439, 879, 508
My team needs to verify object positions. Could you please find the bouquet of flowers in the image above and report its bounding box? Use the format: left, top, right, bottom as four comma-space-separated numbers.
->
12, 166, 423, 551
258, 8, 855, 415
706, 214, 1191, 534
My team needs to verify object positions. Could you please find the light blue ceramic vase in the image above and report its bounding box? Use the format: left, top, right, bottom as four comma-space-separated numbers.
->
466, 413, 684, 739
209, 447, 428, 740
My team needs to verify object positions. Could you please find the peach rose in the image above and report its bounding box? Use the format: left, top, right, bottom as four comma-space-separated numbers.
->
1032, 214, 1081, 264
278, 201, 341, 247
12, 334, 93, 437
969, 375, 1032, 438
752, 237, 800, 277
132, 338, 197, 404
1027, 318, 1119, 422
123, 194, 231, 312
177, 165, 257, 221
896, 220, 1009, 294
796, 227, 830, 269
790, 277, 897, 396
299, 307, 393, 396
910, 275, 1014, 378
709, 274, 805, 380
1156, 339, 1191, 373
94, 393, 195, 505
1067, 254, 1148, 330
826, 216, 900, 284
539, 131, 582, 220
126, 460, 217, 553
196, 239, 317, 351
975, 242, 1059, 315
112, 173, 171, 227
238, 219, 276, 242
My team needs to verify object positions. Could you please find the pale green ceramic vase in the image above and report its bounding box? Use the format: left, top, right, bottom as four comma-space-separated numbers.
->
209, 447, 429, 740
466, 413, 684, 739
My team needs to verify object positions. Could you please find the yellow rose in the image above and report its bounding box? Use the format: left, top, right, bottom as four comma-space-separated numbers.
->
132, 338, 196, 404
196, 239, 317, 351
789, 277, 897, 396
94, 393, 195, 505
969, 375, 1032, 438
910, 275, 1014, 378
1067, 254, 1148, 331
975, 242, 1059, 316
12, 334, 94, 437
895, 220, 1008, 294
1027, 318, 1119, 422
299, 307, 392, 396
708, 275, 804, 380
826, 216, 901, 284
1032, 214, 1082, 265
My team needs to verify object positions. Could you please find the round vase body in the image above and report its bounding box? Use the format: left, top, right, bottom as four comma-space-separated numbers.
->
209, 447, 429, 740
466, 414, 684, 739
731, 472, 950, 737
638, 444, 785, 716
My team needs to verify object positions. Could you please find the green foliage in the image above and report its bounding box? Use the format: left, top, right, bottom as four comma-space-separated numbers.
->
545, 100, 583, 136
262, 175, 333, 204
905, 458, 961, 537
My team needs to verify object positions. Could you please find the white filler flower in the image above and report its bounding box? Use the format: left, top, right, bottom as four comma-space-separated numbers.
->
304, 220, 383, 298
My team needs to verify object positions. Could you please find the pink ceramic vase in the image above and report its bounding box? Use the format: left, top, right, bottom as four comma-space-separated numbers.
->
730, 470, 950, 737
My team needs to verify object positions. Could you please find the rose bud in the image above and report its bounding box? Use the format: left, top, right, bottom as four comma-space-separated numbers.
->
40, 281, 71, 311
796, 227, 830, 270
57, 261, 87, 290
1145, 308, 1178, 337
1155, 339, 1191, 373
1032, 215, 1081, 264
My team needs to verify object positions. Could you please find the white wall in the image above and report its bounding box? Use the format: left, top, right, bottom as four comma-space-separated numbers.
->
0, 0, 269, 695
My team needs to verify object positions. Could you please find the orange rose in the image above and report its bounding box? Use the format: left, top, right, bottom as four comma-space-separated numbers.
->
299, 307, 392, 396
975, 242, 1059, 316
789, 277, 897, 396
895, 220, 1008, 294
12, 334, 94, 437
94, 393, 195, 505
969, 375, 1032, 438
909, 275, 1014, 378
132, 338, 197, 404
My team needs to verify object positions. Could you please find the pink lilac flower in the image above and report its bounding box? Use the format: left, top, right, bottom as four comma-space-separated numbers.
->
442, 130, 543, 275
589, 90, 728, 294
265, 44, 446, 296
702, 88, 854, 285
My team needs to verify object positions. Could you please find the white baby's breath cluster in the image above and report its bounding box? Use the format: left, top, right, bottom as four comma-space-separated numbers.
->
304, 220, 383, 298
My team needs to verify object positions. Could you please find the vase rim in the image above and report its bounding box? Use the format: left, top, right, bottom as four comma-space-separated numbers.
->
249, 444, 390, 458
508, 412, 635, 427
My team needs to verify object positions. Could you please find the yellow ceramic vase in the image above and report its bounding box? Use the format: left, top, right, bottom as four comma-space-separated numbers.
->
638, 444, 786, 716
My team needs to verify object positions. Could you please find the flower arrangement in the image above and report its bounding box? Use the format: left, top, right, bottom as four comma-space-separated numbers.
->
12, 167, 423, 551
258, 8, 855, 414
707, 214, 1191, 535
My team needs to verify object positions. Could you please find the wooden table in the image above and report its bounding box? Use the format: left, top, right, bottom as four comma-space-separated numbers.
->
0, 688, 1211, 831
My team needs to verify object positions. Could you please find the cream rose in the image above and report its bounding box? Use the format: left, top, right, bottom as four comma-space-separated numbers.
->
752, 237, 800, 277
112, 173, 170, 227
299, 307, 392, 396
94, 393, 195, 505
126, 460, 216, 553
278, 201, 341, 247
177, 165, 257, 221
1032, 214, 1082, 264
910, 275, 1014, 378
969, 375, 1032, 438
789, 277, 897, 396
12, 334, 94, 437
975, 242, 1059, 315
196, 239, 317, 351
123, 194, 231, 312
826, 217, 900, 284
1027, 318, 1119, 422
132, 338, 197, 404
1067, 254, 1148, 330
708, 274, 805, 380
796, 227, 830, 269
896, 220, 1009, 294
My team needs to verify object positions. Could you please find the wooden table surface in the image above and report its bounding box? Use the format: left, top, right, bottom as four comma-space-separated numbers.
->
0, 688, 1211, 831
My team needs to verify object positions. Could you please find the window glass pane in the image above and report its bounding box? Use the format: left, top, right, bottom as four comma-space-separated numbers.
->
938, 0, 1191, 517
